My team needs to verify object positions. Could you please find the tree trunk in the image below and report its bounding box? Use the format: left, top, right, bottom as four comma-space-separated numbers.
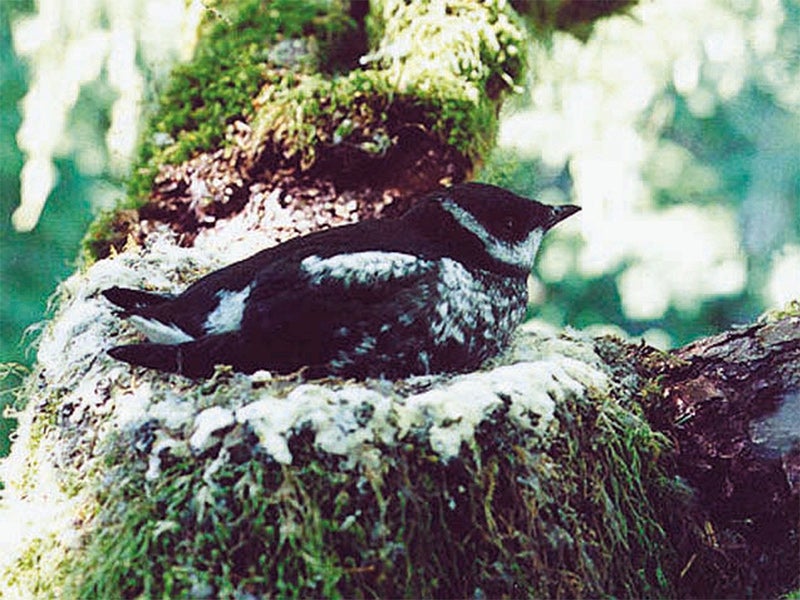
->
2, 1, 797, 598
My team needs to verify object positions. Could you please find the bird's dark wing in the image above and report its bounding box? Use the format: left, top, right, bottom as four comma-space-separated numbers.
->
104, 218, 417, 339
237, 250, 439, 375
103, 215, 445, 377
105, 250, 439, 378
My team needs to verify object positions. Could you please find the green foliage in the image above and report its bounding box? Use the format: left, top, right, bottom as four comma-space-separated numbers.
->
63, 391, 682, 598
0, 157, 94, 455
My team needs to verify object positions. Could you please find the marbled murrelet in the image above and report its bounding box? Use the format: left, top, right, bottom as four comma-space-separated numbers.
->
103, 183, 580, 379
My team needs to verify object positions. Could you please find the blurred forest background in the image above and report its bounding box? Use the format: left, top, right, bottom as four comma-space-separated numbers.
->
1, 0, 798, 457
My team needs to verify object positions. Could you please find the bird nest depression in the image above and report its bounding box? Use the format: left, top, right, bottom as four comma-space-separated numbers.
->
1, 230, 680, 599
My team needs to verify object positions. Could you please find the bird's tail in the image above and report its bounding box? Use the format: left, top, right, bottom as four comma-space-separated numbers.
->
108, 332, 244, 378
102, 286, 173, 312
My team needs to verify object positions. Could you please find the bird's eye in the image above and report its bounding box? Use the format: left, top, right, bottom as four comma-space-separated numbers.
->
503, 217, 515, 232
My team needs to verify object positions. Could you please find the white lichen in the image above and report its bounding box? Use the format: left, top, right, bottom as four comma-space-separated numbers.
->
7, 228, 613, 474
189, 406, 235, 454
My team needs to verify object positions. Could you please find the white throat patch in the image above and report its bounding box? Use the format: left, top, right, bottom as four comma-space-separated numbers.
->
442, 199, 544, 270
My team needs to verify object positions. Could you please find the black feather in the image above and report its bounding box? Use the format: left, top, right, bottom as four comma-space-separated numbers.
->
103, 286, 173, 311
108, 332, 248, 378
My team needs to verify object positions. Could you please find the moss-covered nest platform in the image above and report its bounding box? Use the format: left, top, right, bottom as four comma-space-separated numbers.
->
0, 226, 687, 598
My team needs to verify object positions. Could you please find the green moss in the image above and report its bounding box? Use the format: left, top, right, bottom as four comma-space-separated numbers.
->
249, 0, 528, 173
129, 0, 356, 201
82, 0, 529, 263
80, 0, 358, 263
135, 0, 528, 191
63, 389, 682, 598
1, 375, 60, 495
80, 204, 140, 264
250, 68, 497, 171
1, 363, 28, 459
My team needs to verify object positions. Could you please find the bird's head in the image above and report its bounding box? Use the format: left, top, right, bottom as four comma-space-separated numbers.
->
407, 182, 580, 276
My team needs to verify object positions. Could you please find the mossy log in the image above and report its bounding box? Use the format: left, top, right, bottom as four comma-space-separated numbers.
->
2, 1, 797, 598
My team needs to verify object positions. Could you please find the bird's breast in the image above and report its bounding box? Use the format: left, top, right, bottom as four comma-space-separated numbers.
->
428, 258, 527, 350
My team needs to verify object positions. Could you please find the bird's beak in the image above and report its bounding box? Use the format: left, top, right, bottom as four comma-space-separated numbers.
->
546, 204, 581, 229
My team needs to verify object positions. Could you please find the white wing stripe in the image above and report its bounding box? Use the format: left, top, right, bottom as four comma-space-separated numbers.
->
301, 252, 425, 286
204, 285, 252, 335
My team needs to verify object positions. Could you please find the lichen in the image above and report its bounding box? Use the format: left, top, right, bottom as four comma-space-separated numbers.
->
761, 298, 800, 322
251, 0, 527, 171
63, 393, 678, 599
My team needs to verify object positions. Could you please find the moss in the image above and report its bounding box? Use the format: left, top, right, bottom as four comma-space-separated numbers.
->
4, 260, 687, 597
0, 375, 59, 495
339, 0, 527, 160
80, 205, 140, 264
62, 388, 682, 598
81, 0, 528, 263
250, 68, 498, 172
127, 0, 356, 199
80, 0, 358, 263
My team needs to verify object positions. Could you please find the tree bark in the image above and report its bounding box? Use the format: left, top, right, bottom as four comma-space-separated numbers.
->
640, 313, 800, 596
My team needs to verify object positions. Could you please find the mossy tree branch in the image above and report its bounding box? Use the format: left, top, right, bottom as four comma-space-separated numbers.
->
82, 0, 634, 261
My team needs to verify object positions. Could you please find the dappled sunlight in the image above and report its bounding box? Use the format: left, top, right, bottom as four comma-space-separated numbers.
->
767, 244, 800, 307
498, 0, 798, 335
10, 0, 201, 231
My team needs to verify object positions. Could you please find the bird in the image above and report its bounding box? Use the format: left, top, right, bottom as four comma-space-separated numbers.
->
102, 182, 580, 379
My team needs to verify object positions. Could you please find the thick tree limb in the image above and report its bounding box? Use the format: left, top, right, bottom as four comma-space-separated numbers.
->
642, 313, 800, 596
